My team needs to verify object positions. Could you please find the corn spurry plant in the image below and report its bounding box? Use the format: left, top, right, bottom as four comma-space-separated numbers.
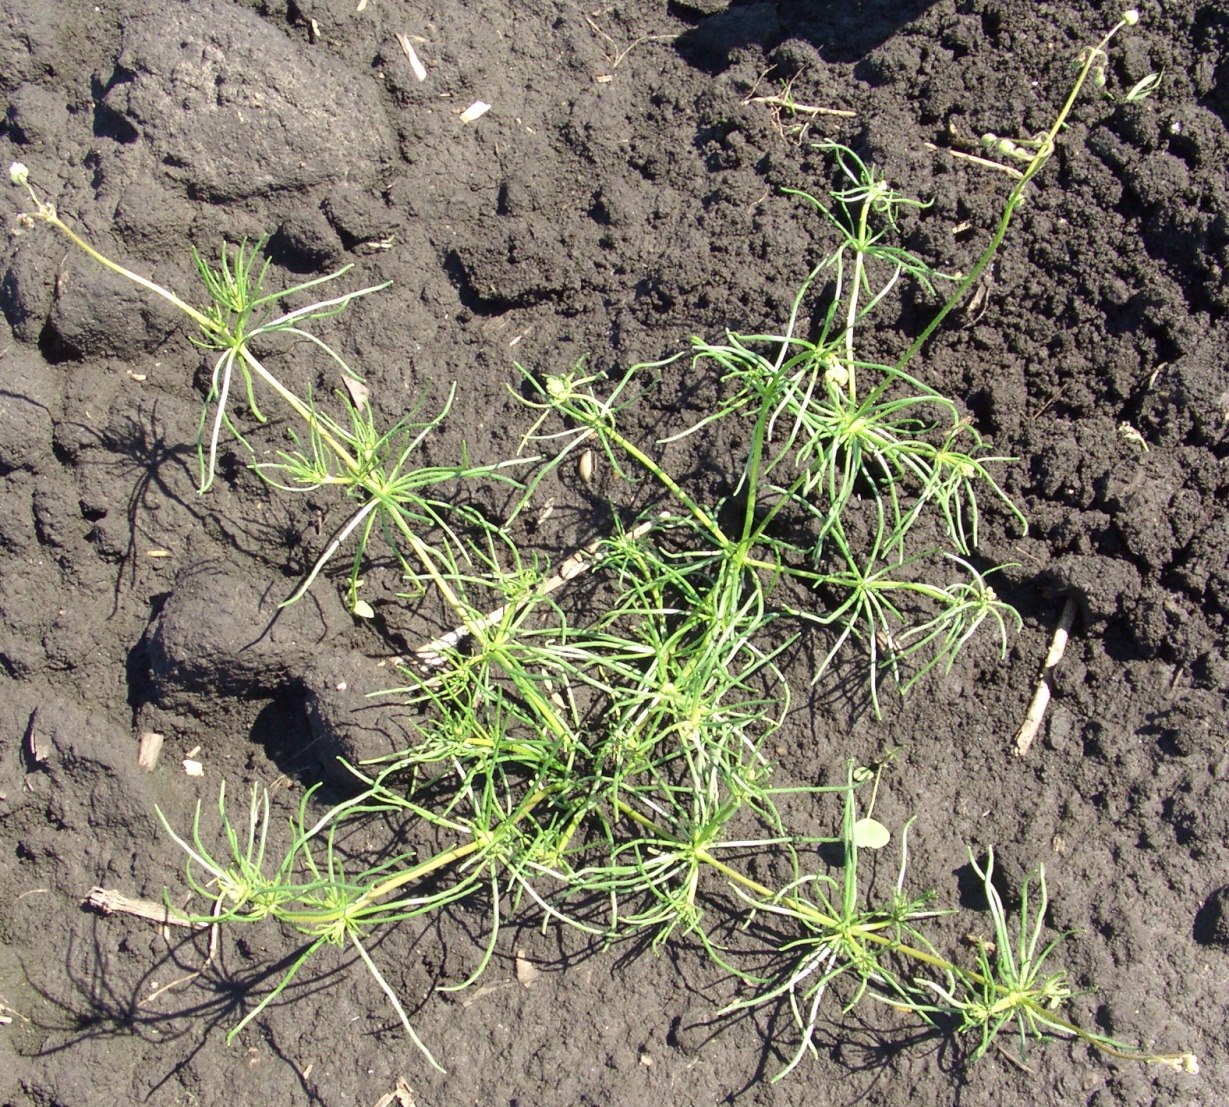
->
6, 9, 1195, 1082
9, 170, 524, 618
506, 144, 1028, 715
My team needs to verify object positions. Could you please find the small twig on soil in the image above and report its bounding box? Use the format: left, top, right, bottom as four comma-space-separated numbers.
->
583, 16, 676, 71
395, 33, 428, 83
739, 71, 855, 145
415, 517, 659, 668
83, 886, 208, 930
609, 33, 676, 70
23, 708, 48, 767
85, 888, 222, 1003
372, 1077, 418, 1107
137, 730, 164, 772
1013, 596, 1078, 757
744, 93, 856, 119
0, 994, 28, 1026
924, 141, 1026, 179
994, 1041, 1037, 1073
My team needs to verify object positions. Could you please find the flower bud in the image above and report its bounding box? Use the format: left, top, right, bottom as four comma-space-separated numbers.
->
823, 360, 850, 391
9, 161, 29, 186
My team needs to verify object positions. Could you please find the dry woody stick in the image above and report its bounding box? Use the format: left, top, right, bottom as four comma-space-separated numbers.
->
395, 33, 427, 82
924, 142, 1027, 179
85, 886, 222, 1002
744, 93, 856, 119
415, 517, 658, 668
83, 886, 208, 930
1014, 596, 1077, 757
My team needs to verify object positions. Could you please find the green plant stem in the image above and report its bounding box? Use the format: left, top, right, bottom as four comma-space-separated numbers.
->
894, 13, 1136, 373
21, 187, 372, 483
382, 496, 472, 617
577, 411, 729, 549
615, 796, 1185, 1067
276, 787, 556, 929
238, 347, 359, 470
19, 187, 501, 631
842, 196, 871, 397
18, 182, 374, 480
25, 198, 217, 334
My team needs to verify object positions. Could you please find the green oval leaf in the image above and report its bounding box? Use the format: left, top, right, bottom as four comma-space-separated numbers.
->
851, 817, 890, 850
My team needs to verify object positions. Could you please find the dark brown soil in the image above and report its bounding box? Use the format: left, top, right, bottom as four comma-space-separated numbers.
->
1, 1, 1226, 1104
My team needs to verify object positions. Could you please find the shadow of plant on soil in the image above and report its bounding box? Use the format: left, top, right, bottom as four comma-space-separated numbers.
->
21, 921, 348, 1097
